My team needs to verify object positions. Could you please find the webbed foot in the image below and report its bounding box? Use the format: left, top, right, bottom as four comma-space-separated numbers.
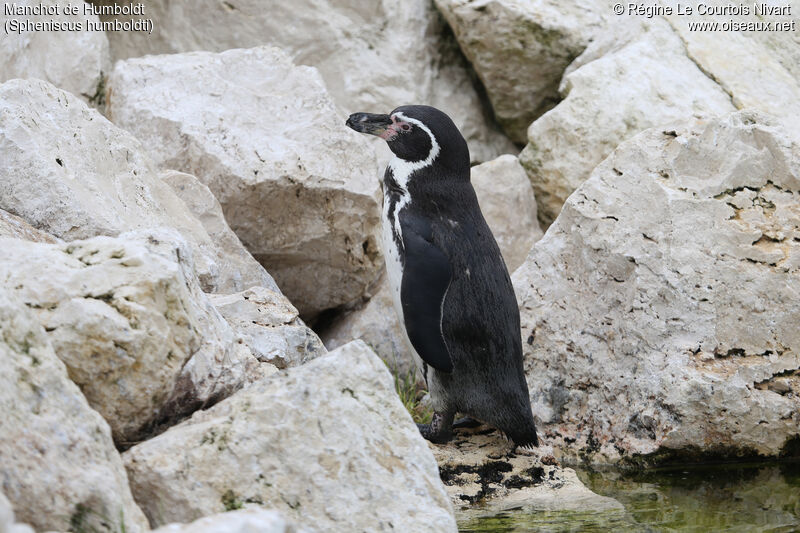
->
417, 411, 454, 444
452, 416, 482, 429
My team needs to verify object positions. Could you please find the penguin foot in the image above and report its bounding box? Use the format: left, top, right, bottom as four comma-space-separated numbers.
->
452, 416, 482, 429
514, 444, 540, 456
417, 423, 452, 443
417, 411, 454, 444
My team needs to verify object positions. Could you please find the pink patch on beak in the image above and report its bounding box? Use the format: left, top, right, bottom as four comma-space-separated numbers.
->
379, 115, 409, 141
379, 126, 398, 141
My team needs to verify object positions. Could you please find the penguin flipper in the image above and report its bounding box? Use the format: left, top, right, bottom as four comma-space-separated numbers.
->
400, 216, 454, 373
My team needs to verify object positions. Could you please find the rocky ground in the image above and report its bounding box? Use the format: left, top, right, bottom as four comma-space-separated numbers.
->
0, 0, 798, 531
431, 426, 623, 516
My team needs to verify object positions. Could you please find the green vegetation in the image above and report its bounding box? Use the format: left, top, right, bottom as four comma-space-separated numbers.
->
200, 426, 229, 451
391, 365, 432, 425
85, 75, 106, 108
221, 489, 243, 511
69, 504, 126, 533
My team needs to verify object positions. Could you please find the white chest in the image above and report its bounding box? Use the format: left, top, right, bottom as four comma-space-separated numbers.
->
381, 186, 406, 324
382, 189, 428, 374
381, 152, 437, 324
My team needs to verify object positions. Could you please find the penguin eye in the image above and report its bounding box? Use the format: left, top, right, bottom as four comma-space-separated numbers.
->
400, 124, 411, 131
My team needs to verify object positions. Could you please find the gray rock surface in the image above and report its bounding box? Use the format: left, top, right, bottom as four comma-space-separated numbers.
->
209, 287, 326, 369
90, 0, 514, 163
434, 0, 609, 143
0, 289, 148, 532
513, 112, 800, 465
0, 78, 274, 294
161, 169, 281, 293
519, 18, 735, 226
107, 47, 383, 318
663, 4, 800, 140
0, 229, 271, 443
0, 0, 110, 106
123, 341, 457, 532
153, 509, 310, 533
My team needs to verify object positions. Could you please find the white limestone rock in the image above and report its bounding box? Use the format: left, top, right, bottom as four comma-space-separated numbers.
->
434, 0, 610, 143
153, 509, 310, 533
662, 0, 800, 140
0, 209, 58, 243
0, 229, 268, 442
91, 0, 514, 163
323, 155, 542, 374
513, 112, 800, 465
107, 47, 383, 318
123, 340, 457, 532
519, 18, 736, 226
208, 286, 326, 369
0, 0, 110, 106
0, 290, 148, 532
161, 169, 281, 294
0, 78, 274, 294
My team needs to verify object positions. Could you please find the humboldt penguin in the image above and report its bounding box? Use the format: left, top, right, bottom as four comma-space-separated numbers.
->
346, 105, 539, 447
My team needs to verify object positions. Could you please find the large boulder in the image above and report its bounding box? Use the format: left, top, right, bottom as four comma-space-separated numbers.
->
161, 170, 281, 293
123, 341, 457, 532
107, 47, 383, 318
0, 0, 110, 106
519, 18, 735, 226
0, 78, 274, 294
434, 0, 609, 143
0, 290, 149, 532
322, 155, 542, 374
90, 0, 514, 163
153, 509, 309, 533
513, 112, 800, 465
0, 229, 268, 443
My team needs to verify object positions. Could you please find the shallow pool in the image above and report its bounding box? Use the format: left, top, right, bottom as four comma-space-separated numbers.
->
459, 461, 800, 532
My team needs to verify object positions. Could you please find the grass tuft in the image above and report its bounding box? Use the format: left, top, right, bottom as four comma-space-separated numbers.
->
392, 365, 433, 425
221, 489, 243, 511
68, 504, 126, 533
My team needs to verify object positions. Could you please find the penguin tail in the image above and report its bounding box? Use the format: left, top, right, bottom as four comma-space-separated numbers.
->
506, 417, 539, 448
510, 427, 539, 448
505, 400, 540, 448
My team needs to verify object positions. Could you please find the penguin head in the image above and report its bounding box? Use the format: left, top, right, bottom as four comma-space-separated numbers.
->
346, 105, 469, 171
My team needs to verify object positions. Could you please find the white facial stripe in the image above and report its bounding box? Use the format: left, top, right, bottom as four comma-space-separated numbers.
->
391, 112, 441, 170
386, 111, 441, 247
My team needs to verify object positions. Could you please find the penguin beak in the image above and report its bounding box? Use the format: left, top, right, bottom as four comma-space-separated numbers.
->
346, 112, 393, 137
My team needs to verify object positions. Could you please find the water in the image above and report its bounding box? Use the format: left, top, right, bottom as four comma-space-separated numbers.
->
459, 461, 800, 532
